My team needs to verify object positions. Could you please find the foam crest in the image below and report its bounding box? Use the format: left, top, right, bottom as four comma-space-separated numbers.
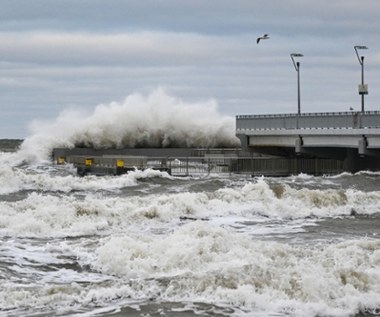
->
0, 166, 172, 195
211, 179, 354, 218
2, 178, 380, 238
0, 164, 24, 195
1, 222, 379, 316
0, 151, 25, 169
91, 222, 380, 316
17, 88, 239, 163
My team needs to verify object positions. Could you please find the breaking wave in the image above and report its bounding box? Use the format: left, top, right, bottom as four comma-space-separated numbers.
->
18, 88, 239, 163
1, 173, 380, 237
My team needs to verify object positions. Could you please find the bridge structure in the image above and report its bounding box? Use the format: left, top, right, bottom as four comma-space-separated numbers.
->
236, 111, 380, 172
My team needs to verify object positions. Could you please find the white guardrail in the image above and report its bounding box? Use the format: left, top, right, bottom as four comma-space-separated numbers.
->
236, 111, 380, 130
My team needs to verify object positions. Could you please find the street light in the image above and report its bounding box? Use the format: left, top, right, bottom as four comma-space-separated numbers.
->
290, 53, 304, 115
354, 45, 368, 113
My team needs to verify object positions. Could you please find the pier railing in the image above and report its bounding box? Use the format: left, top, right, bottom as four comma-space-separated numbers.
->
236, 111, 380, 130
59, 154, 344, 177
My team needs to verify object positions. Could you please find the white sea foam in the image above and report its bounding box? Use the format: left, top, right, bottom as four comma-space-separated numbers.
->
1, 169, 380, 316
1, 222, 379, 316
88, 222, 380, 316
16, 88, 239, 163
1, 177, 380, 238
0, 165, 173, 195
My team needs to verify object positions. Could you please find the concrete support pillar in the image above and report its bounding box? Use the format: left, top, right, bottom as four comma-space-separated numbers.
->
237, 134, 250, 150
343, 149, 361, 173
358, 137, 367, 156
295, 136, 303, 154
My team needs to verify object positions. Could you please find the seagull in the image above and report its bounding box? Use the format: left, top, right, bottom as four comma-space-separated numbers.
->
257, 34, 269, 44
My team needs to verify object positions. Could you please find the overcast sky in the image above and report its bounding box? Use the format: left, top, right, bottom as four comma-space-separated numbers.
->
1, 0, 380, 138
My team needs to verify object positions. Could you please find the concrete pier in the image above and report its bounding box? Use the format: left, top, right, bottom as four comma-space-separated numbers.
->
53, 148, 248, 176
53, 147, 344, 176
236, 111, 380, 173
50, 111, 380, 176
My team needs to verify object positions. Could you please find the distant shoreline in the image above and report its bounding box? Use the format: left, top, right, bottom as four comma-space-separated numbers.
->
0, 139, 23, 151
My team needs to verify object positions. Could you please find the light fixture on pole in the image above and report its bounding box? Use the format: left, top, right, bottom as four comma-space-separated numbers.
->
290, 53, 304, 115
354, 45, 368, 113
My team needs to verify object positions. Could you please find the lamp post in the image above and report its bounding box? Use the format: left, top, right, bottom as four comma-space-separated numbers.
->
354, 45, 368, 113
290, 53, 304, 115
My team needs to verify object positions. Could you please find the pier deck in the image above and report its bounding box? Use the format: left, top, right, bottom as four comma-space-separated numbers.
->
236, 111, 380, 172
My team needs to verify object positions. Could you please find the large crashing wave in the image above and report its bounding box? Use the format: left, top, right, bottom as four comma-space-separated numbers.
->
19, 89, 240, 162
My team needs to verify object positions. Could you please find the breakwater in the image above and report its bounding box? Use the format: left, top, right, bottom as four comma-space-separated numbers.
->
53, 148, 344, 176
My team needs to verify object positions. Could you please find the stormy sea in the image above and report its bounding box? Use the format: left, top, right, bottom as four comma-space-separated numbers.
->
1, 90, 380, 317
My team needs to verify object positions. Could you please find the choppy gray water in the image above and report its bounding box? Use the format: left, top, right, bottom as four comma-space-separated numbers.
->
0, 142, 379, 317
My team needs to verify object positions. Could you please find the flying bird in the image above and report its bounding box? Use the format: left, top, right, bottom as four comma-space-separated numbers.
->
257, 34, 269, 44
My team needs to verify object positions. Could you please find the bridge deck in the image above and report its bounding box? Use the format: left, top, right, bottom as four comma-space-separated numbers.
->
236, 111, 380, 172
236, 111, 380, 130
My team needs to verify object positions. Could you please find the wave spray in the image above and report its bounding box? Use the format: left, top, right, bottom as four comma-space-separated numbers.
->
19, 88, 239, 163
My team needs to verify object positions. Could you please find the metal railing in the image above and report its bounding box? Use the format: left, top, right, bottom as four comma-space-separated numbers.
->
58, 155, 344, 177
236, 111, 380, 130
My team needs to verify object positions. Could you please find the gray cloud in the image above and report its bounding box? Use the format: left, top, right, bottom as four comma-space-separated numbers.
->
0, 0, 380, 138
0, 32, 246, 66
